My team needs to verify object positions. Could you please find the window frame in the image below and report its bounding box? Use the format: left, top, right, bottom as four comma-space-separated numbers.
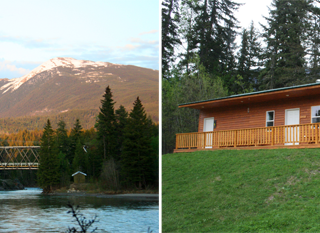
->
311, 105, 320, 123
266, 110, 275, 127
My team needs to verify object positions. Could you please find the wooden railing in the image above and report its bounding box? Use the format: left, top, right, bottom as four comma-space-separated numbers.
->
176, 123, 320, 150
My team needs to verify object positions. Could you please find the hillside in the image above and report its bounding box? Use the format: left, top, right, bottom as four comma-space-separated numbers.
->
0, 57, 158, 129
163, 149, 320, 232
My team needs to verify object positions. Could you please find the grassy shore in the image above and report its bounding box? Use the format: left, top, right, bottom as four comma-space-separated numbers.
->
163, 149, 320, 232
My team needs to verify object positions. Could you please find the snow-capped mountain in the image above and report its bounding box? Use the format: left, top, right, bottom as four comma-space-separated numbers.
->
0, 57, 124, 94
0, 57, 158, 122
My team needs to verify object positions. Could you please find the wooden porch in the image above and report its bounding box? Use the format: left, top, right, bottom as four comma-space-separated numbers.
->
174, 123, 320, 152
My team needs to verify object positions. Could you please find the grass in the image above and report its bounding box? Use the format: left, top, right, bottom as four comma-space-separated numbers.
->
162, 149, 320, 232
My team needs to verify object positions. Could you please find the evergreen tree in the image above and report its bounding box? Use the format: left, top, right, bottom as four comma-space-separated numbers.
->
186, 0, 240, 75
162, 56, 227, 153
259, 0, 313, 89
162, 0, 181, 78
58, 151, 71, 187
72, 139, 87, 173
37, 119, 60, 194
121, 97, 155, 189
95, 86, 116, 161
235, 22, 262, 93
55, 120, 72, 163
69, 119, 83, 163
115, 105, 128, 160
70, 119, 83, 142
306, 7, 320, 79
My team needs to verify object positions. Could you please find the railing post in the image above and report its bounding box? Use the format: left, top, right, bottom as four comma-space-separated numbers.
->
204, 132, 206, 149
254, 129, 257, 146
272, 128, 274, 146
316, 125, 319, 144
176, 135, 178, 150
234, 130, 237, 147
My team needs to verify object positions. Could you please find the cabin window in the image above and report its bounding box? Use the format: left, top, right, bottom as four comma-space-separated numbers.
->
266, 111, 274, 127
311, 106, 320, 123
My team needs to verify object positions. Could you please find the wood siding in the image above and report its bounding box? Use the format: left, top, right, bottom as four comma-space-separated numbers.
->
198, 95, 319, 132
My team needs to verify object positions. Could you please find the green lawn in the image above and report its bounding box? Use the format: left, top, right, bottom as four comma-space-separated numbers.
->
162, 149, 320, 232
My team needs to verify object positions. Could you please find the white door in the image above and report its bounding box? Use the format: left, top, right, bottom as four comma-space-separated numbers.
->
204, 117, 214, 148
285, 108, 300, 145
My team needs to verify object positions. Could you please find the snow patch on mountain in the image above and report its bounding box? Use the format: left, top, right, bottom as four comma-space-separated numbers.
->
0, 57, 119, 93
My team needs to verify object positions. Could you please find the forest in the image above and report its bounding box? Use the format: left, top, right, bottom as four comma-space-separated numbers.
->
0, 86, 159, 193
162, 0, 320, 153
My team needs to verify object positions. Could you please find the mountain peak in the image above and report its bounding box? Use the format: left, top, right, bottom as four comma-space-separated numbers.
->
0, 57, 121, 93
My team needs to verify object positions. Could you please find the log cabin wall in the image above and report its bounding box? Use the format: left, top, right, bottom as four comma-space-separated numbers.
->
198, 94, 320, 132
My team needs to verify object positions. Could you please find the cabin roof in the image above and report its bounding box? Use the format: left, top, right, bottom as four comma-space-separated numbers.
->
179, 82, 320, 110
72, 171, 87, 176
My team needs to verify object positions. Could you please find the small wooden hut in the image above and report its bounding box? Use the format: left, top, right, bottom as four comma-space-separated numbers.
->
72, 171, 87, 184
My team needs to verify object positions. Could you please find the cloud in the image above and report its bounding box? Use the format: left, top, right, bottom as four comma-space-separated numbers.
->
123, 44, 141, 51
139, 30, 158, 36
0, 35, 55, 49
0, 60, 31, 79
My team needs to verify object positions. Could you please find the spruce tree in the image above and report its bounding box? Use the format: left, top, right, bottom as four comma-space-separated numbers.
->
115, 105, 128, 160
121, 97, 155, 189
55, 120, 72, 163
69, 119, 83, 163
162, 0, 181, 78
72, 139, 87, 173
187, 0, 240, 75
95, 86, 116, 161
37, 119, 60, 193
259, 0, 314, 89
235, 22, 262, 93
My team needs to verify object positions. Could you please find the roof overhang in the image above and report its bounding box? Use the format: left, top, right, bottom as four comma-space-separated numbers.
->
179, 82, 320, 110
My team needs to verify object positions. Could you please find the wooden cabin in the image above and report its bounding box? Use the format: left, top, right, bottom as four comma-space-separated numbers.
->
72, 171, 87, 184
175, 82, 320, 152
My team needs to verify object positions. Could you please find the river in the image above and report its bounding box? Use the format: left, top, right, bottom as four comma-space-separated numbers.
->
0, 188, 159, 232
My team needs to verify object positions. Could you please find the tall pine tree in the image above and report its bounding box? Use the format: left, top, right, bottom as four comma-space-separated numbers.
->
95, 86, 116, 162
259, 0, 314, 89
121, 97, 155, 189
115, 105, 128, 160
162, 0, 181, 78
37, 119, 60, 194
235, 22, 262, 93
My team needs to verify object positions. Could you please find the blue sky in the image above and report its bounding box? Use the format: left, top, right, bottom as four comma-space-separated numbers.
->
0, 0, 159, 79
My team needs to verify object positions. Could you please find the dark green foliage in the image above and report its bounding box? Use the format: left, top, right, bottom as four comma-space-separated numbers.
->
259, 0, 315, 89
56, 120, 72, 164
182, 0, 240, 75
71, 119, 83, 142
37, 119, 60, 193
121, 97, 156, 189
162, 0, 181, 79
162, 56, 227, 154
95, 86, 116, 161
69, 119, 84, 163
72, 139, 88, 173
114, 105, 128, 160
58, 152, 71, 187
235, 22, 262, 93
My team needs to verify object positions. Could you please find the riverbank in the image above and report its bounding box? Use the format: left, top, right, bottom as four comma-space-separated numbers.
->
50, 184, 159, 201
51, 191, 159, 201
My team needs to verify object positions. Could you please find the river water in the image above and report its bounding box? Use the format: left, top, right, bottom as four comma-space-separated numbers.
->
0, 188, 159, 232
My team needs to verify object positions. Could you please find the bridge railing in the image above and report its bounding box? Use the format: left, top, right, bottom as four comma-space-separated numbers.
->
0, 146, 40, 170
